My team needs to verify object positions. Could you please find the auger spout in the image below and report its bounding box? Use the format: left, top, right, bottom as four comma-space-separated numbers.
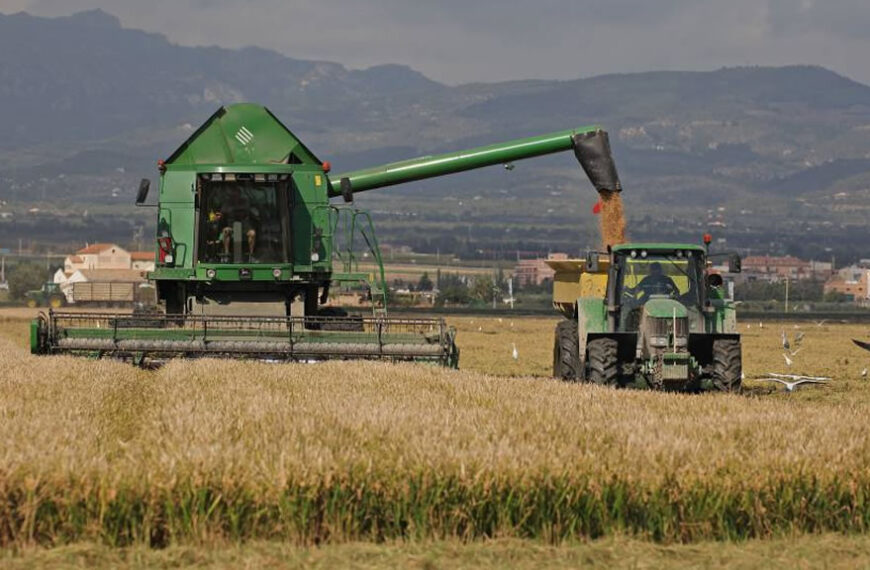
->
328, 127, 621, 201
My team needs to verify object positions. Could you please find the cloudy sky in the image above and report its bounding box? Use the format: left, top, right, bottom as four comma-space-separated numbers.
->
2, 0, 869, 85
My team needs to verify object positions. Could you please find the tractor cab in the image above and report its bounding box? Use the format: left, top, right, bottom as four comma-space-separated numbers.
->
610, 244, 707, 334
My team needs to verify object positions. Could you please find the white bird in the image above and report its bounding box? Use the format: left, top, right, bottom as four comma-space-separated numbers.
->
759, 321, 764, 329
861, 368, 868, 379
787, 347, 802, 357
815, 319, 827, 327
511, 343, 519, 361
781, 330, 790, 350
783, 353, 793, 367
794, 331, 805, 345
768, 372, 830, 381
757, 374, 829, 393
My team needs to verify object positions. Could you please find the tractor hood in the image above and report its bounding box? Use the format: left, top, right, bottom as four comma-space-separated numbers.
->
642, 297, 688, 319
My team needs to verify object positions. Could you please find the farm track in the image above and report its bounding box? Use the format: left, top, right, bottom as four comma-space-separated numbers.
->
1, 310, 870, 551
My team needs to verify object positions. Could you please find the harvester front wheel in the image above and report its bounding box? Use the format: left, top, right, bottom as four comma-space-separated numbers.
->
711, 338, 742, 392
586, 337, 619, 387
553, 319, 580, 381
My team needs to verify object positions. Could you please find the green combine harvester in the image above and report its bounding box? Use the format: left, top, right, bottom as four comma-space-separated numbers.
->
31, 103, 622, 366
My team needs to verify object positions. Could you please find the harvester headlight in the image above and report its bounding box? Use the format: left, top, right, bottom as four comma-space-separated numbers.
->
272, 268, 282, 279
164, 254, 174, 264
311, 252, 320, 262
206, 268, 217, 280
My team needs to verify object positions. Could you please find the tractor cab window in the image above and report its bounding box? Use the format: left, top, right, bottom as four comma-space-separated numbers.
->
198, 177, 290, 264
618, 251, 703, 309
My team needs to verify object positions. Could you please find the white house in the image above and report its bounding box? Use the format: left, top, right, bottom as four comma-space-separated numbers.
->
56, 243, 155, 285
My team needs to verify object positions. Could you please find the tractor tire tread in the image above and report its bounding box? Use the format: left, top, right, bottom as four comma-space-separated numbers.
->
587, 337, 619, 386
712, 338, 742, 392
553, 319, 580, 381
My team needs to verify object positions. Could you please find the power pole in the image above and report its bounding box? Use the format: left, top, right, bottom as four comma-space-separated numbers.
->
492, 275, 497, 309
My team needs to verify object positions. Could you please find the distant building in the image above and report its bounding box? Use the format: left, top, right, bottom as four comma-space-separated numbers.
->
824, 269, 870, 305
54, 243, 154, 284
741, 255, 832, 283
837, 264, 867, 282
514, 253, 567, 286
131, 251, 155, 271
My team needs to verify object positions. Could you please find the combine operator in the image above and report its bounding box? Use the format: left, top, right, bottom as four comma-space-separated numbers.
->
220, 186, 259, 262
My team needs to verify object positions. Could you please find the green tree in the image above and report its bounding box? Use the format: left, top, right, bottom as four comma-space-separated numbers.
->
469, 275, 498, 304
435, 274, 469, 306
8, 263, 48, 300
417, 272, 434, 292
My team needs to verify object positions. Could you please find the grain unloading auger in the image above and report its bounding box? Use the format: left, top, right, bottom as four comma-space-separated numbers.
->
31, 103, 621, 366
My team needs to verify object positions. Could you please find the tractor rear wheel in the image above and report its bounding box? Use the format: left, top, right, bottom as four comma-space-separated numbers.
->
711, 338, 742, 392
586, 337, 619, 387
553, 319, 580, 381
26, 298, 39, 308
49, 295, 64, 309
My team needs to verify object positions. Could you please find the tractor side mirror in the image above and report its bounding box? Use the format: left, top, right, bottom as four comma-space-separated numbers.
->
707, 273, 724, 288
136, 179, 151, 205
585, 251, 599, 272
728, 254, 742, 274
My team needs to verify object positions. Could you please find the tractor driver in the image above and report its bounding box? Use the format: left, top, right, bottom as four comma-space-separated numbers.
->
625, 261, 679, 304
220, 186, 258, 261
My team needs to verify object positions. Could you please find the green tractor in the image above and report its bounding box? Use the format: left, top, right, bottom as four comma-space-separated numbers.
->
24, 282, 66, 309
550, 239, 742, 391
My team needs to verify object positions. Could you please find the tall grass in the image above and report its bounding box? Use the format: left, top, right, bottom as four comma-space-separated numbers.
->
3, 314, 870, 546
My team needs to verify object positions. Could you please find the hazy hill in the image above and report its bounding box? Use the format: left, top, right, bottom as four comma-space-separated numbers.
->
1, 10, 870, 260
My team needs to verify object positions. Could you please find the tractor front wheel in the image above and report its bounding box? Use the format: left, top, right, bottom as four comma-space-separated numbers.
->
711, 338, 742, 392
553, 319, 580, 381
26, 298, 39, 308
586, 337, 619, 387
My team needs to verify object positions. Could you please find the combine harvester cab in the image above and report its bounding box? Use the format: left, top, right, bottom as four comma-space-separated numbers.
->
551, 239, 743, 392
31, 103, 621, 367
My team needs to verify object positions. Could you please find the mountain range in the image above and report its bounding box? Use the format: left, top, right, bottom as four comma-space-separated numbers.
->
1, 9, 869, 261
